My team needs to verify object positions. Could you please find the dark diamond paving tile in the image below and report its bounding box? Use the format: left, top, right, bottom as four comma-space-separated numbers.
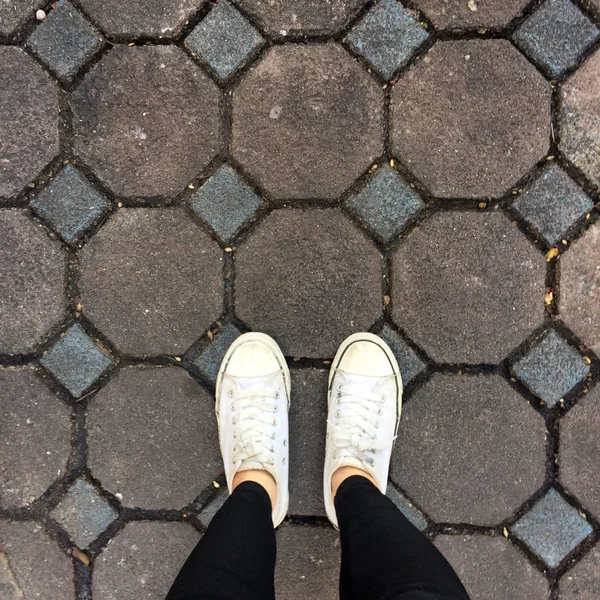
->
87, 366, 221, 509
344, 164, 425, 243
0, 47, 59, 199
386, 484, 428, 531
236, 209, 382, 358
511, 163, 593, 246
198, 488, 229, 528
93, 522, 200, 600
275, 524, 340, 600
435, 535, 549, 600
560, 48, 600, 188
76, 0, 205, 38
185, 1, 264, 81
0, 0, 44, 36
235, 0, 366, 35
512, 489, 593, 568
412, 0, 529, 29
289, 369, 327, 517
560, 544, 600, 599
191, 165, 261, 243
40, 323, 113, 397
513, 0, 599, 79
511, 329, 590, 407
30, 165, 110, 244
391, 40, 550, 198
346, 0, 428, 80
192, 323, 242, 383
27, 0, 104, 80
378, 324, 427, 385
0, 369, 70, 508
71, 45, 222, 199
0, 521, 74, 600
232, 43, 384, 200
560, 385, 600, 520
560, 222, 600, 354
391, 212, 545, 364
0, 210, 66, 355
391, 373, 547, 524
51, 479, 118, 548
79, 208, 222, 356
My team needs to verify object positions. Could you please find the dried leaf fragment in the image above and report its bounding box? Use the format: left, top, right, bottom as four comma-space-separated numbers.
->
72, 547, 90, 566
546, 247, 559, 261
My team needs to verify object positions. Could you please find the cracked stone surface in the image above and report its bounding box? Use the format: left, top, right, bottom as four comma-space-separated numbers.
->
232, 43, 384, 200
0, 369, 70, 508
391, 374, 547, 524
79, 208, 222, 356
391, 212, 546, 364
0, 47, 60, 199
71, 45, 222, 199
236, 209, 382, 357
0, 210, 66, 355
391, 40, 550, 198
87, 366, 221, 509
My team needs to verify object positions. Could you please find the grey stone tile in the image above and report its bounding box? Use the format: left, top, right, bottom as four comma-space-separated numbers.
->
51, 479, 118, 548
0, 369, 70, 508
27, 0, 103, 80
345, 164, 425, 243
512, 164, 593, 246
510, 329, 590, 407
30, 165, 110, 243
559, 544, 600, 599
185, 1, 264, 81
378, 324, 427, 385
512, 488, 593, 568
347, 0, 429, 80
198, 488, 229, 528
191, 165, 261, 243
40, 323, 113, 397
513, 0, 599, 78
0, 210, 66, 354
192, 324, 242, 383
386, 484, 428, 530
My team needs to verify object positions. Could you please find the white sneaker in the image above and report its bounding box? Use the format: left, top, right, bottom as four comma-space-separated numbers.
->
324, 332, 402, 528
216, 332, 291, 527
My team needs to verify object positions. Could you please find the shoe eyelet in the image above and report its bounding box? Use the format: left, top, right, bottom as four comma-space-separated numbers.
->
337, 384, 342, 391
228, 390, 234, 398
381, 395, 386, 403
230, 403, 235, 411
283, 439, 287, 446
274, 405, 279, 413
272, 433, 277, 440
271, 446, 275, 453
231, 418, 236, 425
273, 419, 277, 426
377, 409, 383, 416
282, 457, 286, 464
275, 391, 280, 399
335, 410, 340, 418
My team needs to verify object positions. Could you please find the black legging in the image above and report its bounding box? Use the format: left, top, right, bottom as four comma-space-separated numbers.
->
165, 476, 470, 600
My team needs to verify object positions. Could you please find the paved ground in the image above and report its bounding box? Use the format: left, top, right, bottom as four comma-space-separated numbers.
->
0, 0, 599, 598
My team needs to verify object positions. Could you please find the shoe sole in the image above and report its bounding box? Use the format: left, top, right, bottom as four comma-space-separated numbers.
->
215, 331, 291, 526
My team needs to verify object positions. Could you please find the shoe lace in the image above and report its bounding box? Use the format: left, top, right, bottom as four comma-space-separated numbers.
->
328, 384, 395, 468
230, 387, 280, 468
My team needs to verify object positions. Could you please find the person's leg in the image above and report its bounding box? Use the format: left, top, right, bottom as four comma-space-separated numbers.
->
335, 475, 469, 600
166, 481, 276, 600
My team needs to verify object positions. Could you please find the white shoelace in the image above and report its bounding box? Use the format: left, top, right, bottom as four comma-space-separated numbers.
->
229, 387, 280, 468
329, 384, 395, 469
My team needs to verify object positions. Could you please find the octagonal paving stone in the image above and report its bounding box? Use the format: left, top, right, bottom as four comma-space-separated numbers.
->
411, 0, 530, 29
0, 46, 60, 200
391, 211, 546, 364
93, 521, 200, 600
435, 535, 549, 600
560, 544, 600, 599
391, 373, 547, 525
71, 45, 222, 199
0, 369, 70, 508
76, 0, 205, 39
560, 221, 600, 354
0, 0, 44, 37
0, 521, 74, 600
560, 48, 600, 189
235, 0, 366, 35
560, 385, 600, 520
0, 210, 66, 355
232, 43, 384, 200
236, 208, 382, 358
391, 40, 551, 199
79, 208, 222, 356
87, 366, 221, 509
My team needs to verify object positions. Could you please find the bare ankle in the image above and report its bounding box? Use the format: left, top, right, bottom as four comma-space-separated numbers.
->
232, 469, 278, 509
331, 466, 377, 498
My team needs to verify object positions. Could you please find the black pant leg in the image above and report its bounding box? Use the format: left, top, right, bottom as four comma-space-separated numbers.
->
165, 481, 276, 600
335, 476, 470, 600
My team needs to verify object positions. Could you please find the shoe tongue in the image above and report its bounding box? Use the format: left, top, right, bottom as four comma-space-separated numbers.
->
340, 371, 383, 393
